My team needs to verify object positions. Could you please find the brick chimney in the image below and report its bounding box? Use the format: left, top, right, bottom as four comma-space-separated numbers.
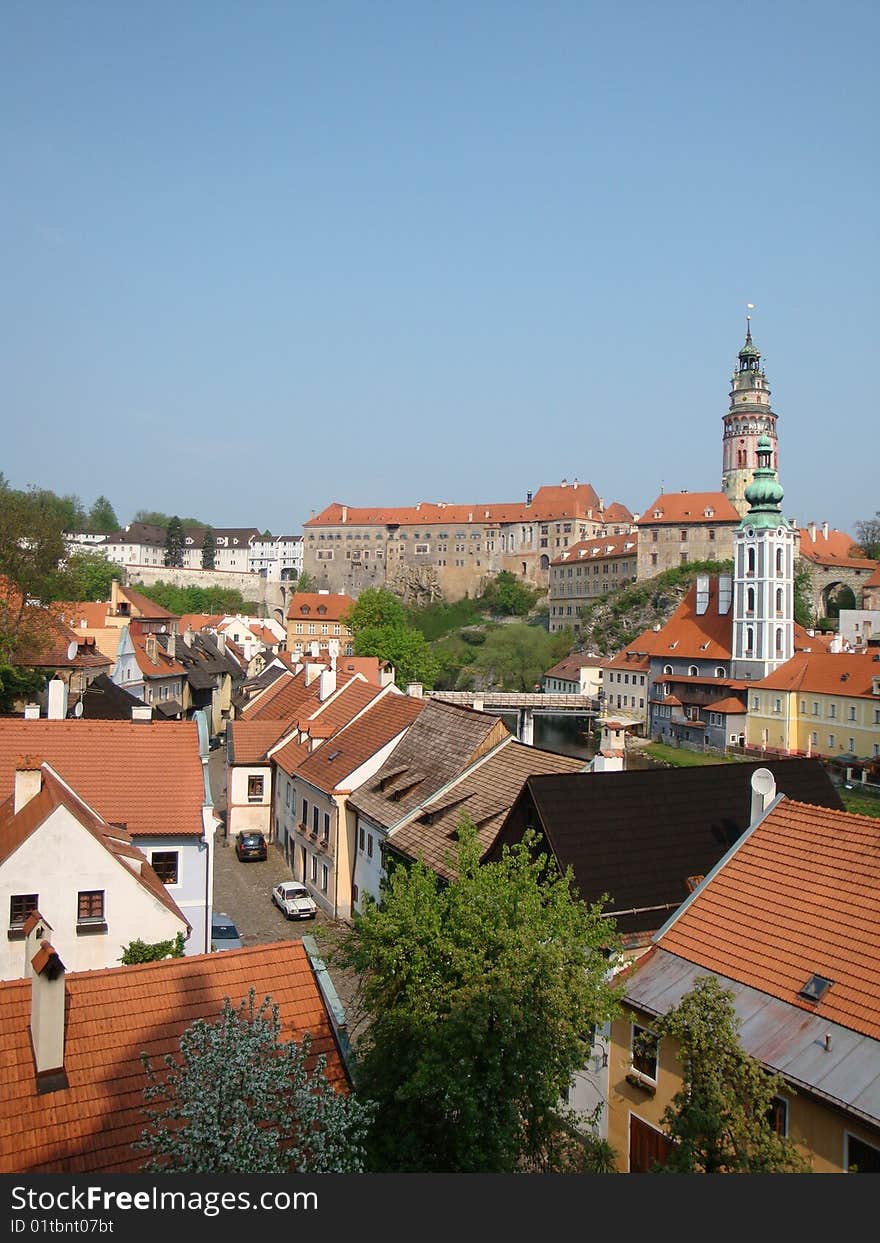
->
14, 756, 43, 812
25, 912, 68, 1091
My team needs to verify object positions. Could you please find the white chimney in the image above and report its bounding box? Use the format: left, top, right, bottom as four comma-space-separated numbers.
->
131, 704, 153, 723
808, 521, 817, 543
319, 668, 337, 701
183, 626, 194, 648
14, 757, 43, 812
26, 913, 67, 1085
47, 678, 68, 721
167, 632, 177, 660
309, 641, 320, 657
216, 631, 226, 655
24, 703, 40, 720
822, 521, 829, 540
305, 662, 323, 686
379, 665, 395, 688
406, 682, 424, 698
750, 767, 777, 825
341, 506, 348, 523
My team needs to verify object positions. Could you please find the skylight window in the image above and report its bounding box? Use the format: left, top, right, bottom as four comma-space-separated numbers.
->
799, 974, 833, 1003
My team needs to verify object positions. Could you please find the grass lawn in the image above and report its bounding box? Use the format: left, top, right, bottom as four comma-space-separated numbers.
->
644, 742, 740, 768
839, 787, 880, 819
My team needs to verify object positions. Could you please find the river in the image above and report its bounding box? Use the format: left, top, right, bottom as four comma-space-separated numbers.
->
498, 711, 660, 770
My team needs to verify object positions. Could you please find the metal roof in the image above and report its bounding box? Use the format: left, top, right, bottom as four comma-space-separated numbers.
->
625, 949, 880, 1130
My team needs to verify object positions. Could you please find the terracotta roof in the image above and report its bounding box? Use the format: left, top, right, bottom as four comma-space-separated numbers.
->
601, 649, 652, 671
348, 700, 510, 828
797, 526, 874, 571
295, 695, 424, 794
0, 942, 347, 1173
636, 491, 740, 525
271, 735, 313, 777
702, 695, 747, 713
0, 765, 188, 929
631, 578, 734, 661
228, 721, 296, 765
242, 667, 351, 723
117, 586, 177, 620
389, 739, 586, 879
0, 721, 206, 838
657, 798, 880, 1040
177, 613, 222, 632
551, 533, 637, 566
603, 502, 635, 523
751, 650, 880, 697
544, 652, 602, 681
53, 601, 111, 630
304, 483, 609, 530
302, 679, 383, 739
285, 593, 355, 622
129, 633, 189, 679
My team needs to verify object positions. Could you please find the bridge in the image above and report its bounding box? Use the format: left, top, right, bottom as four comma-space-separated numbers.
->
428, 690, 598, 744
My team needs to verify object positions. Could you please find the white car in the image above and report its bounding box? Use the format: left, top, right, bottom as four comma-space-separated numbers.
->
272, 882, 318, 921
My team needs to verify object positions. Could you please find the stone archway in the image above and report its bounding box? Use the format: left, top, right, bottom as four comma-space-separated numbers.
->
822, 581, 856, 619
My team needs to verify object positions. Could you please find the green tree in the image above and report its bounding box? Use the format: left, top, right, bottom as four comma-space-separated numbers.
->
479, 571, 540, 617
355, 622, 440, 689
201, 526, 216, 570
294, 569, 315, 592
64, 551, 126, 602
129, 581, 253, 616
120, 933, 185, 964
852, 511, 880, 561
333, 820, 622, 1172
473, 622, 572, 691
657, 975, 810, 1173
344, 587, 408, 634
136, 989, 373, 1174
134, 510, 208, 530
0, 480, 70, 663
0, 665, 46, 713
793, 560, 814, 629
163, 516, 184, 569
86, 495, 119, 533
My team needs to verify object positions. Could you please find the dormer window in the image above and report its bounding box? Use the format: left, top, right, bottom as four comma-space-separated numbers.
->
799, 974, 833, 1003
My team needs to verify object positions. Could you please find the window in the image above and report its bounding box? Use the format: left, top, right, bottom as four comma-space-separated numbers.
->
829, 703, 837, 720
323, 812, 330, 842
359, 826, 365, 851
828, 734, 836, 748
310, 854, 318, 882
847, 1134, 880, 1173
848, 705, 856, 721
367, 834, 374, 859
321, 864, 329, 893
151, 851, 179, 885
247, 775, 264, 802
77, 890, 105, 925
631, 1024, 659, 1082
680, 530, 687, 542
301, 798, 309, 827
9, 894, 38, 929
285, 782, 291, 808
312, 805, 319, 834
813, 701, 819, 716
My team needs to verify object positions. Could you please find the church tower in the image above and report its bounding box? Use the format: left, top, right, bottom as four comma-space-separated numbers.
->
731, 434, 797, 681
721, 317, 779, 517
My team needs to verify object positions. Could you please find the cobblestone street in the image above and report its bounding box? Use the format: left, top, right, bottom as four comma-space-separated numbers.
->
208, 745, 365, 1034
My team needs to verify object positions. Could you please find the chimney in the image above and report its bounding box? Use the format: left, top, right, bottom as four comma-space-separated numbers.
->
309, 641, 320, 657
341, 506, 348, 524
183, 626, 194, 648
25, 913, 67, 1089
166, 632, 176, 660
406, 682, 424, 698
305, 662, 323, 686
526, 491, 533, 507
216, 631, 226, 655
749, 767, 776, 825
379, 664, 395, 688
14, 756, 43, 812
319, 669, 337, 701
808, 521, 817, 543
145, 635, 158, 665
110, 578, 121, 613
822, 521, 829, 540
24, 703, 40, 720
47, 678, 68, 721
131, 704, 153, 723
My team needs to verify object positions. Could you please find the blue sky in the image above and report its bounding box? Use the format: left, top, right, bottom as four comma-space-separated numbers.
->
2, 2, 876, 538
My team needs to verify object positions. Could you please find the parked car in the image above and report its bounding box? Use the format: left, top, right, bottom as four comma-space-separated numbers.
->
236, 831, 267, 862
211, 913, 243, 951
272, 882, 318, 921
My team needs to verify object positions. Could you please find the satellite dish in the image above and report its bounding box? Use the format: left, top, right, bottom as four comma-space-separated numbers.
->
750, 768, 776, 798
67, 640, 78, 661
74, 701, 84, 718
159, 625, 166, 633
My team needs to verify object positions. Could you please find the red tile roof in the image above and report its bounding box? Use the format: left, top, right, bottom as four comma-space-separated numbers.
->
636, 491, 740, 525
285, 593, 355, 623
129, 632, 189, 679
797, 526, 874, 570
751, 649, 880, 697
658, 798, 880, 1040
551, 533, 637, 566
295, 694, 425, 794
228, 721, 297, 765
0, 721, 206, 838
303, 679, 383, 739
0, 942, 347, 1172
117, 586, 177, 619
303, 483, 611, 529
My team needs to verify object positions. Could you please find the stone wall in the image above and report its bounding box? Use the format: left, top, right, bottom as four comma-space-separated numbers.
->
124, 565, 288, 620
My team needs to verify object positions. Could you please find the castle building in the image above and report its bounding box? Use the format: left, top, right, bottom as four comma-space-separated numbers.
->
721, 318, 779, 517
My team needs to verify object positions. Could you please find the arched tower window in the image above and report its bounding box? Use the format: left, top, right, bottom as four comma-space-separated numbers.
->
688, 665, 698, 676
747, 547, 756, 574
776, 547, 784, 575
746, 626, 754, 655
775, 626, 784, 655
747, 587, 755, 613
663, 664, 673, 676
775, 587, 784, 614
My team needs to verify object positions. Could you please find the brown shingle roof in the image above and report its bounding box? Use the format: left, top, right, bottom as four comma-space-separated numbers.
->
389, 739, 586, 879
658, 798, 880, 1039
0, 942, 347, 1173
0, 721, 206, 839
348, 700, 510, 828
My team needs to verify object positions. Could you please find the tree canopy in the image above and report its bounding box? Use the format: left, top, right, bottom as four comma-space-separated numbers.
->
163, 517, 185, 568
0, 478, 70, 664
346, 588, 440, 688
137, 989, 373, 1174
479, 570, 541, 617
130, 581, 257, 616
64, 551, 126, 602
201, 526, 216, 570
657, 975, 810, 1173
86, 495, 119, 533
852, 511, 880, 561
332, 819, 622, 1172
